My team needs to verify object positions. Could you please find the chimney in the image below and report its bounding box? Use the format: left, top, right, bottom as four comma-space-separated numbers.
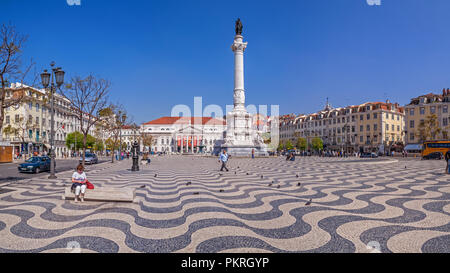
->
443, 88, 446, 96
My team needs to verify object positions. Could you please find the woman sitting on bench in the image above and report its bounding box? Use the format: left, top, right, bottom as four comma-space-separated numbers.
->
72, 164, 88, 203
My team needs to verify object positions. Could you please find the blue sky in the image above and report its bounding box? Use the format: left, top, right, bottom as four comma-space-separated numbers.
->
2, 0, 450, 123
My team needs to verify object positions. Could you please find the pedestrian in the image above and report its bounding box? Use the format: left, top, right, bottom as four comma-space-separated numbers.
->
252, 149, 255, 159
445, 150, 450, 174
71, 164, 88, 203
219, 149, 229, 172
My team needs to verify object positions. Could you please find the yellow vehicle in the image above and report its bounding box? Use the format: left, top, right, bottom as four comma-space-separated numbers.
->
422, 141, 450, 159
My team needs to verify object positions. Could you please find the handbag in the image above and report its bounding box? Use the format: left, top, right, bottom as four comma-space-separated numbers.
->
86, 181, 95, 190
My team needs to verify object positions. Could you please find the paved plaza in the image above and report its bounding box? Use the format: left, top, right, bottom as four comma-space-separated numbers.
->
0, 156, 449, 253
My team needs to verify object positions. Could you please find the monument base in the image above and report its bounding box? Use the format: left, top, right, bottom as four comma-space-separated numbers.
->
221, 144, 268, 157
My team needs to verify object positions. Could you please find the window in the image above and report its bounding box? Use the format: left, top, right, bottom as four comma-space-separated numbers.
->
352, 126, 355, 133
366, 125, 370, 131
36, 103, 40, 111
397, 125, 400, 131
386, 124, 389, 131
29, 102, 33, 110
410, 109, 414, 116
360, 125, 363, 132
360, 136, 363, 142
430, 106, 436, 114
410, 133, 414, 141
367, 114, 370, 120
360, 115, 363, 121
443, 118, 448, 126
392, 114, 395, 120
444, 106, 448, 113
5, 116, 10, 124
374, 124, 378, 131
410, 120, 414, 128
420, 107, 425, 115
36, 117, 39, 125
15, 115, 19, 123
373, 113, 378, 119
392, 124, 395, 131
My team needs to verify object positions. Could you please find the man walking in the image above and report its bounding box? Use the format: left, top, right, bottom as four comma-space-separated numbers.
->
445, 150, 450, 174
219, 150, 229, 172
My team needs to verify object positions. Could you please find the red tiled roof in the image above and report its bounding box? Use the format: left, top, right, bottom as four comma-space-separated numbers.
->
143, 117, 226, 126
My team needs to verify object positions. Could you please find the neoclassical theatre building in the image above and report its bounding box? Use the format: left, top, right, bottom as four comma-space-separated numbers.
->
141, 117, 227, 154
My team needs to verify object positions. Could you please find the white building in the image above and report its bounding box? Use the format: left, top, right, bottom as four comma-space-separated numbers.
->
1, 83, 95, 158
141, 117, 226, 154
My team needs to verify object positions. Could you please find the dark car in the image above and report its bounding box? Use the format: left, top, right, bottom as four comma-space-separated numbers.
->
79, 153, 98, 165
18, 156, 51, 173
423, 152, 443, 160
360, 152, 378, 158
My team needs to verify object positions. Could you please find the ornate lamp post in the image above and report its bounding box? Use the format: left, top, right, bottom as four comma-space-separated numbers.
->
40, 62, 65, 179
131, 140, 140, 172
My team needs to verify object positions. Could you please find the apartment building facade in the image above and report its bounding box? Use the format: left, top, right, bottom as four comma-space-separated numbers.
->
404, 89, 450, 145
1, 83, 94, 158
279, 100, 405, 153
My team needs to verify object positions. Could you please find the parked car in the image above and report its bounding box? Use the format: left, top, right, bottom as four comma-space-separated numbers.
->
422, 152, 443, 160
80, 153, 98, 165
18, 156, 51, 173
360, 152, 378, 158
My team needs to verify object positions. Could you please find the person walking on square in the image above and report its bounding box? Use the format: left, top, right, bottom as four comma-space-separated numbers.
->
219, 150, 229, 172
72, 164, 87, 203
252, 149, 255, 159
445, 150, 450, 174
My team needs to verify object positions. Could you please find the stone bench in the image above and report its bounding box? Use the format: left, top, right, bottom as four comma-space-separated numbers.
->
62, 186, 137, 203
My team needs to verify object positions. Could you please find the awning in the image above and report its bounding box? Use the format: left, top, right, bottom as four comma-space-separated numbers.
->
404, 144, 422, 151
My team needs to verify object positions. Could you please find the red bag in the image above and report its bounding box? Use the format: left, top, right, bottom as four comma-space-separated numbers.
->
86, 181, 95, 190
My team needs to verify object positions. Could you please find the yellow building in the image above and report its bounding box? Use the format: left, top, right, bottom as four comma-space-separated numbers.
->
279, 100, 405, 154
355, 101, 405, 153
404, 89, 450, 145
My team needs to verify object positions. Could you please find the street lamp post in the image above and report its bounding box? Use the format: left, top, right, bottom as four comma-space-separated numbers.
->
40, 62, 65, 179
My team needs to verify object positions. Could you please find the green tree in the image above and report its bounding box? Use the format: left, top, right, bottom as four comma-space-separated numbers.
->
277, 140, 285, 151
66, 131, 95, 151
416, 114, 441, 142
285, 140, 294, 150
296, 137, 307, 151
93, 138, 104, 152
311, 137, 323, 151
105, 137, 119, 151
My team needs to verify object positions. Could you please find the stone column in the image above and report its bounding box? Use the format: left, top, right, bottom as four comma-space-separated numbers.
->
232, 35, 248, 112
181, 135, 184, 153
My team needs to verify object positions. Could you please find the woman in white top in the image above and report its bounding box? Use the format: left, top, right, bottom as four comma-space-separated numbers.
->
72, 164, 87, 203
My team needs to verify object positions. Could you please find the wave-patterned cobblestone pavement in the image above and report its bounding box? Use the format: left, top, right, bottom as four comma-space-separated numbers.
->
0, 156, 449, 253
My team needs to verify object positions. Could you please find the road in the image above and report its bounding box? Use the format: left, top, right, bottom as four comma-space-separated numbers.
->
0, 158, 110, 184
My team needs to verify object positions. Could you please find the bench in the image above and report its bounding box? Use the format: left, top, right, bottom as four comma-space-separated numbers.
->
62, 186, 137, 203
